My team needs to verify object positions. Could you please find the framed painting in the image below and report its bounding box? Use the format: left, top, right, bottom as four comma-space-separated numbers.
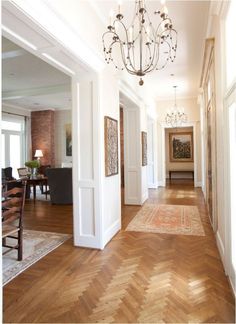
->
142, 131, 147, 166
169, 132, 193, 162
104, 116, 119, 176
65, 124, 72, 157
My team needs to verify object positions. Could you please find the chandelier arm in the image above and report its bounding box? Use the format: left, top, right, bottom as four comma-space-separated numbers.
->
143, 38, 160, 73
119, 41, 139, 75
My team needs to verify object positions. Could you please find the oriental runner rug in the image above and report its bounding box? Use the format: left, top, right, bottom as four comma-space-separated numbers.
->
126, 204, 205, 236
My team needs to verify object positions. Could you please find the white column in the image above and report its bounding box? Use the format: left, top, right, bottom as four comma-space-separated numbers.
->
72, 76, 103, 249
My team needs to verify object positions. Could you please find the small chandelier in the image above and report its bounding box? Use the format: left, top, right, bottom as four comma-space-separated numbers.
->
165, 86, 187, 128
102, 0, 177, 86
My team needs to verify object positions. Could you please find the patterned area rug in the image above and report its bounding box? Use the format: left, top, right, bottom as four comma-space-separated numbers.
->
3, 230, 71, 286
126, 204, 205, 236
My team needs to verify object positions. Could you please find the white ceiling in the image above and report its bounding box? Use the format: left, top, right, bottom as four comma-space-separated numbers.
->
93, 0, 210, 100
2, 37, 71, 110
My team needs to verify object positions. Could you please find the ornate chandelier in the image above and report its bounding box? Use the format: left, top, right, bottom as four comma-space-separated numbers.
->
102, 0, 177, 85
165, 86, 187, 128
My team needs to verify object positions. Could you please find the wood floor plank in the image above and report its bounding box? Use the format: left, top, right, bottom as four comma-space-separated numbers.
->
3, 181, 235, 323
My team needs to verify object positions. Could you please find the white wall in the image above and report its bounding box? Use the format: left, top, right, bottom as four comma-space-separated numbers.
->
100, 67, 121, 247
203, 2, 235, 293
54, 109, 72, 167
147, 117, 158, 188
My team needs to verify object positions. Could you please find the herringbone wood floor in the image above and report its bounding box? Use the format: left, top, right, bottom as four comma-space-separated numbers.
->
3, 180, 235, 323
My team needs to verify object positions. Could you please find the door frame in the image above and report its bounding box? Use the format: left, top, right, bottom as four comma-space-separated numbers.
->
159, 121, 200, 188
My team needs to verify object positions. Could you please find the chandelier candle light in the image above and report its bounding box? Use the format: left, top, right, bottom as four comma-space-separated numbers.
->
165, 86, 187, 128
102, 0, 177, 85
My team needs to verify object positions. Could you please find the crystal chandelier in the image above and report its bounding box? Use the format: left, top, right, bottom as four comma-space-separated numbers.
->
165, 86, 187, 128
102, 0, 177, 85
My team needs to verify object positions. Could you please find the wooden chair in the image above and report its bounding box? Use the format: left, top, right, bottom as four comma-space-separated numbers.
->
17, 167, 29, 178
38, 165, 50, 196
2, 181, 26, 261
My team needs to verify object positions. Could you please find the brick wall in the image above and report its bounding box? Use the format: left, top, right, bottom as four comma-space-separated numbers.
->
31, 110, 55, 166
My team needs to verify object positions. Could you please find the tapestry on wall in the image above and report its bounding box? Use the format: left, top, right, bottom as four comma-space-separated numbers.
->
169, 132, 193, 162
104, 116, 118, 176
65, 124, 72, 157
142, 131, 147, 166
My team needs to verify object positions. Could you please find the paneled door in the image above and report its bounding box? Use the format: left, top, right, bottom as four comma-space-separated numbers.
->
206, 103, 213, 223
200, 38, 217, 230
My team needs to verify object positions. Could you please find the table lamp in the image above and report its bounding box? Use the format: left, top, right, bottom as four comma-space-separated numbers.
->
34, 149, 43, 161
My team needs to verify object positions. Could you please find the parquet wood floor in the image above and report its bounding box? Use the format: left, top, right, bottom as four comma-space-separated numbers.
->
3, 180, 235, 323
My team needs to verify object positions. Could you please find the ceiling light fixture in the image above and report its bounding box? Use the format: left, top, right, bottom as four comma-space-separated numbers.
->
42, 53, 75, 76
2, 25, 38, 51
102, 0, 177, 85
165, 86, 187, 128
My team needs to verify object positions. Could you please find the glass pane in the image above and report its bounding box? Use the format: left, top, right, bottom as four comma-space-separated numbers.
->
2, 120, 22, 131
229, 102, 236, 270
10, 135, 21, 178
1, 134, 5, 168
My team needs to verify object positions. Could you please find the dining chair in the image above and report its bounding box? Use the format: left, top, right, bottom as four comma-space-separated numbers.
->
2, 181, 26, 261
17, 167, 29, 178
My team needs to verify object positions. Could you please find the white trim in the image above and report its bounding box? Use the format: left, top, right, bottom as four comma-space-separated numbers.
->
195, 182, 202, 187
158, 181, 165, 187
141, 192, 148, 204
103, 219, 121, 249
216, 230, 225, 266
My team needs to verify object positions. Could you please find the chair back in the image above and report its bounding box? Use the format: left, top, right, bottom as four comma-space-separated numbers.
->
17, 168, 29, 178
2, 181, 26, 228
38, 165, 51, 176
46, 168, 73, 204
2, 167, 14, 181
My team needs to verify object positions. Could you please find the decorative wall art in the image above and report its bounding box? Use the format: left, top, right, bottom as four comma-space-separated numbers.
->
104, 116, 118, 176
65, 124, 72, 157
142, 131, 148, 166
169, 132, 193, 162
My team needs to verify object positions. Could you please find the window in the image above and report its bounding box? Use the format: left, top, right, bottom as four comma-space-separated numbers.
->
225, 0, 236, 88
1, 114, 26, 178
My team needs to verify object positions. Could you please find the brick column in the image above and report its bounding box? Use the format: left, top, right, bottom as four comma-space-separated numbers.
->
31, 110, 55, 166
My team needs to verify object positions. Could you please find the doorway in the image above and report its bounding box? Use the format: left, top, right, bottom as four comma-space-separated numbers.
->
164, 126, 194, 185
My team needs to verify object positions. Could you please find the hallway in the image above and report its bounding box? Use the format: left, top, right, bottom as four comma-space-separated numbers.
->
3, 182, 235, 323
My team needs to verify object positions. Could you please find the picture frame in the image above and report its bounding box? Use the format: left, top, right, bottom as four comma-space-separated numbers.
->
142, 131, 147, 166
65, 124, 72, 157
169, 132, 193, 162
104, 116, 119, 176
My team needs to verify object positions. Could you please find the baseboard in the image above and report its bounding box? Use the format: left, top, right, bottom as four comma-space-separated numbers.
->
216, 231, 225, 266
103, 219, 121, 248
141, 191, 148, 204
195, 181, 202, 187
158, 181, 165, 187
148, 183, 158, 189
228, 270, 236, 297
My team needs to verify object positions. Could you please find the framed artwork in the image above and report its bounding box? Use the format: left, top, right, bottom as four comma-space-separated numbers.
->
142, 131, 147, 166
169, 132, 193, 162
65, 124, 72, 157
104, 116, 119, 176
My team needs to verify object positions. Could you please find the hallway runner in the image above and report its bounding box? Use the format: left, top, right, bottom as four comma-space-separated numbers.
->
126, 204, 205, 236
